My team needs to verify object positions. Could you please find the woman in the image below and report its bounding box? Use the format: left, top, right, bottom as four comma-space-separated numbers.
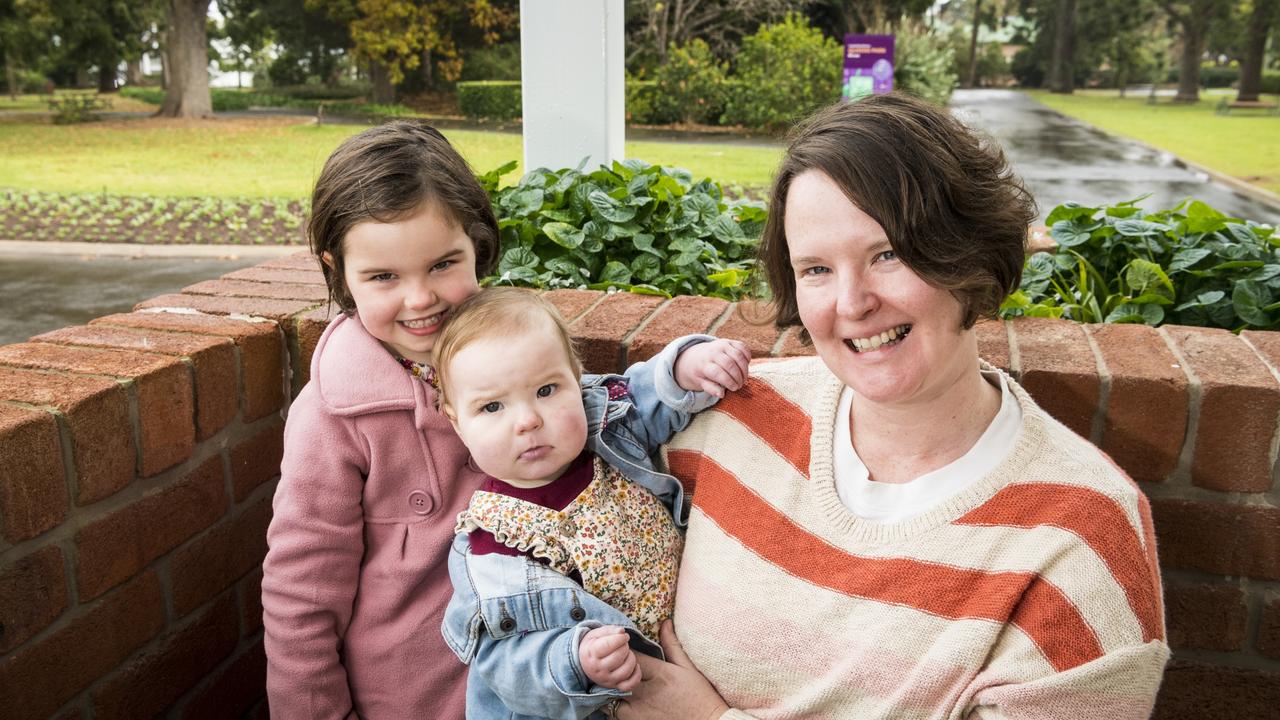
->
618, 93, 1169, 719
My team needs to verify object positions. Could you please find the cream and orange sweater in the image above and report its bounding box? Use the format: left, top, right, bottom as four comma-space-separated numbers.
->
664, 357, 1169, 720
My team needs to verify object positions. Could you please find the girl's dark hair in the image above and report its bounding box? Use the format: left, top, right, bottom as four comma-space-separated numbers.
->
759, 92, 1036, 335
308, 121, 500, 313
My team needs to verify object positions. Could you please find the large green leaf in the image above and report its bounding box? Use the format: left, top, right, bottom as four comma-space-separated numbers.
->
498, 246, 539, 273
1050, 219, 1093, 248
1233, 280, 1273, 327
1045, 202, 1098, 225
1123, 259, 1175, 302
588, 190, 638, 223
542, 222, 585, 249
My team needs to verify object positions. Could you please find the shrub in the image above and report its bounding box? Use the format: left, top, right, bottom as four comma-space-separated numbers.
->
894, 23, 958, 105
721, 13, 842, 130
652, 39, 729, 125
478, 159, 766, 300
1261, 70, 1280, 95
16, 69, 50, 94
1166, 66, 1239, 88
267, 51, 310, 87
1001, 198, 1279, 330
626, 79, 678, 124
47, 92, 111, 124
1010, 46, 1044, 88
457, 80, 521, 121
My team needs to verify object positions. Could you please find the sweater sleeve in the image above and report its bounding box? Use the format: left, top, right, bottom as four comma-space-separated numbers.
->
261, 393, 368, 720
970, 640, 1170, 719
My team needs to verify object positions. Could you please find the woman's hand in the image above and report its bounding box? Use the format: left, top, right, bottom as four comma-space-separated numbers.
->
673, 339, 751, 399
615, 621, 730, 720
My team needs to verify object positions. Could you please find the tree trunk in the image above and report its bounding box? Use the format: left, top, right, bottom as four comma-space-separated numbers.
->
126, 58, 144, 86
1236, 0, 1277, 102
371, 62, 395, 104
159, 0, 213, 118
1047, 0, 1077, 93
422, 47, 433, 90
98, 57, 117, 93
75, 66, 91, 88
1174, 15, 1208, 102
4, 50, 17, 100
967, 0, 982, 88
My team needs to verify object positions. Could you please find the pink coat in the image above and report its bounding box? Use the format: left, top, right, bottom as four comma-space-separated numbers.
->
262, 313, 484, 719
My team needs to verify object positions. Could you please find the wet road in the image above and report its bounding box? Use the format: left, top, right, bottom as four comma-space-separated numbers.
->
0, 249, 277, 345
951, 89, 1280, 223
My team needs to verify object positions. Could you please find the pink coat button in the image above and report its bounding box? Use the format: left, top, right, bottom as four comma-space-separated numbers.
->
408, 490, 434, 515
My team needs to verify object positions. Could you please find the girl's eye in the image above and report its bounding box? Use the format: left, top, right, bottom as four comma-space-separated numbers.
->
481, 401, 501, 413
536, 383, 556, 398
431, 260, 455, 272
370, 272, 395, 282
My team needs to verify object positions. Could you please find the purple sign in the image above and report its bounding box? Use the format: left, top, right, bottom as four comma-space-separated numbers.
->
843, 34, 895, 100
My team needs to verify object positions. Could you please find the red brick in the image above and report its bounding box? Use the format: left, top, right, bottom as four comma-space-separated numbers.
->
543, 289, 604, 323
292, 306, 338, 391
628, 296, 729, 363
1151, 499, 1280, 580
1011, 317, 1101, 439
33, 325, 238, 441
715, 301, 782, 359
0, 343, 193, 477
1089, 324, 1189, 483
1153, 659, 1280, 720
93, 312, 285, 422
180, 637, 266, 720
1165, 326, 1280, 493
1163, 581, 1247, 651
1256, 595, 1280, 660
0, 404, 67, 541
255, 253, 320, 271
973, 319, 1010, 373
75, 455, 227, 600
221, 266, 326, 286
0, 367, 134, 505
0, 546, 68, 653
135, 293, 318, 324
183, 278, 329, 303
91, 593, 239, 720
170, 494, 273, 617
237, 568, 264, 636
229, 420, 283, 502
570, 293, 665, 374
777, 326, 816, 357
0, 571, 164, 720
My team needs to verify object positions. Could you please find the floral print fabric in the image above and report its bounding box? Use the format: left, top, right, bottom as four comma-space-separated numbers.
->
456, 457, 682, 639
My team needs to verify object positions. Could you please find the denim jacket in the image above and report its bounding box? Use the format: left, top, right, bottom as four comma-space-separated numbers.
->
441, 335, 715, 720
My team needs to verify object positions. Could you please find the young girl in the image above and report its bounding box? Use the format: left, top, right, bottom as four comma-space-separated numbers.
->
434, 288, 749, 720
261, 121, 502, 719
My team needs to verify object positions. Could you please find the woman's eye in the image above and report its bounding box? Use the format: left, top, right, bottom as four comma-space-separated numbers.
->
801, 266, 830, 277
481, 401, 501, 413
537, 383, 556, 398
876, 249, 898, 263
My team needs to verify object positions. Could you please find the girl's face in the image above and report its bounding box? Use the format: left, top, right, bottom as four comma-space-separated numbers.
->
329, 202, 480, 365
444, 321, 588, 489
784, 170, 974, 407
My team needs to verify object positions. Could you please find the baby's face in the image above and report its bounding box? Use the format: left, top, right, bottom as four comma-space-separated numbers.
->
444, 327, 588, 488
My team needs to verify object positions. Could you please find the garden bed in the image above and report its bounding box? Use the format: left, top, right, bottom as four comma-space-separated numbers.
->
0, 190, 307, 245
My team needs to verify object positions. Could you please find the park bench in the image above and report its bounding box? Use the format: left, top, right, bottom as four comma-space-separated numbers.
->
1215, 98, 1280, 116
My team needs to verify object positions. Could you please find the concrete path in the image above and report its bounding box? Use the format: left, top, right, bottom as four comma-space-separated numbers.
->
951, 89, 1280, 224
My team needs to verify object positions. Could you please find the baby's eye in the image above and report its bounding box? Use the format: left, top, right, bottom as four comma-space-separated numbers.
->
537, 383, 556, 398
481, 401, 501, 413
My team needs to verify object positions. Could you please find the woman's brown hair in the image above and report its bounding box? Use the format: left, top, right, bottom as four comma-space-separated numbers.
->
759, 92, 1036, 335
308, 121, 500, 313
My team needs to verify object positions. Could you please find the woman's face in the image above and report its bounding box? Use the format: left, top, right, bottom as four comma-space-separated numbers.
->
784, 170, 976, 406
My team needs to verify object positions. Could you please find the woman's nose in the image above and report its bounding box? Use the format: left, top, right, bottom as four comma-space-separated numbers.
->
836, 275, 878, 319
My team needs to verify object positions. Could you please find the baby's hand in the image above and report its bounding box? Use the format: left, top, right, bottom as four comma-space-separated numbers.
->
579, 626, 641, 691
673, 338, 750, 398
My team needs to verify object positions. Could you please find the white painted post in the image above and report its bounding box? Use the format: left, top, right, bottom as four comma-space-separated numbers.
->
519, 0, 625, 172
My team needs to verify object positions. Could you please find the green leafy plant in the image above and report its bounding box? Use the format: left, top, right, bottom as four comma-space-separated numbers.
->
1000, 197, 1279, 331
651, 39, 729, 125
721, 13, 842, 131
478, 159, 766, 300
894, 21, 958, 107
46, 92, 112, 124
456, 81, 522, 121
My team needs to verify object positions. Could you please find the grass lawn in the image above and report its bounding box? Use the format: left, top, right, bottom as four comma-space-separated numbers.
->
0, 112, 782, 199
1028, 89, 1280, 196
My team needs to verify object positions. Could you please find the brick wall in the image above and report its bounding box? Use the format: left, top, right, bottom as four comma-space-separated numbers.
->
1, 252, 1278, 719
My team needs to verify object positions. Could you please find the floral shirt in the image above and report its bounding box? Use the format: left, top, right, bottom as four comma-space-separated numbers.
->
455, 457, 682, 639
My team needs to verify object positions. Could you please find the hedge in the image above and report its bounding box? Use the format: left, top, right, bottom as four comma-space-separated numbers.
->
457, 81, 522, 121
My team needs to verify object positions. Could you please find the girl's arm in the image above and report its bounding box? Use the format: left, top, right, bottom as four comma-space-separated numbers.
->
261, 397, 366, 720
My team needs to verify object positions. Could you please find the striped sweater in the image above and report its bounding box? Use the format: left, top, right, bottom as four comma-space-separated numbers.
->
663, 357, 1169, 720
